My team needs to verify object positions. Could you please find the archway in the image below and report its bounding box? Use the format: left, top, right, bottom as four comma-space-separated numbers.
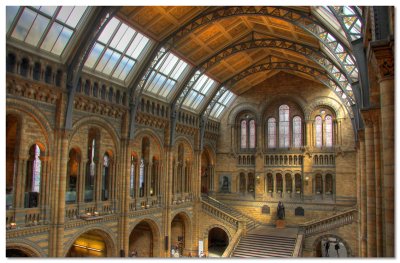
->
6, 248, 32, 257
170, 212, 191, 257
208, 227, 229, 257
316, 235, 349, 258
129, 220, 155, 257
66, 230, 112, 257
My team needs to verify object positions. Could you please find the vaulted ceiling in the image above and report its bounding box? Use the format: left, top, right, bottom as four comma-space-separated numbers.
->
7, 6, 364, 121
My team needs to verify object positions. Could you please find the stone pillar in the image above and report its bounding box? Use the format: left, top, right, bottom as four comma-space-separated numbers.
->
358, 130, 367, 257
120, 138, 130, 257
372, 110, 383, 257
369, 41, 394, 256
361, 110, 376, 257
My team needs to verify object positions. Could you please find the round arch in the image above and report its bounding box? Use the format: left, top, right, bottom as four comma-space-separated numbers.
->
6, 240, 45, 257
64, 226, 118, 257
128, 218, 161, 257
7, 99, 53, 157
170, 211, 192, 256
133, 127, 164, 158
312, 234, 353, 257
70, 115, 120, 152
227, 102, 260, 125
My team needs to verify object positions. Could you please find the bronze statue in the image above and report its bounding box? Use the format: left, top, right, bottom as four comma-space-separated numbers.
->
277, 201, 285, 219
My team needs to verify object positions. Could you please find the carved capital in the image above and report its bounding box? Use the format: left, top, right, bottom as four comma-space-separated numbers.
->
369, 40, 394, 80
361, 108, 380, 128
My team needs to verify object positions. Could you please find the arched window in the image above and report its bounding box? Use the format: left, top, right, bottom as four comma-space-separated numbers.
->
285, 174, 292, 193
85, 128, 99, 202
276, 174, 283, 193
248, 173, 255, 193
315, 116, 323, 147
326, 174, 333, 194
33, 62, 41, 81
267, 118, 276, 149
249, 120, 256, 149
267, 173, 273, 193
315, 174, 323, 194
295, 174, 302, 194
239, 173, 246, 193
279, 105, 290, 148
32, 145, 41, 193
25, 144, 42, 208
139, 158, 145, 197
240, 120, 247, 149
130, 155, 136, 198
102, 153, 110, 201
66, 149, 80, 203
325, 115, 333, 147
293, 116, 302, 148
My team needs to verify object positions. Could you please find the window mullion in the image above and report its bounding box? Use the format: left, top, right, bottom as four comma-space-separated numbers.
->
35, 7, 60, 48
7, 7, 24, 37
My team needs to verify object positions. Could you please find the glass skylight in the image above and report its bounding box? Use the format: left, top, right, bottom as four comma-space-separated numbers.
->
7, 6, 88, 56
210, 90, 236, 119
182, 73, 217, 111
143, 51, 189, 99
84, 17, 151, 82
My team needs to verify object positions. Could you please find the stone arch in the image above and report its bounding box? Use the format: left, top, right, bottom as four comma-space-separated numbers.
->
203, 224, 232, 242
202, 144, 216, 165
174, 136, 194, 159
227, 102, 260, 125
304, 96, 346, 120
312, 234, 353, 257
128, 217, 161, 257
133, 128, 164, 161
71, 116, 120, 153
7, 98, 53, 156
6, 240, 45, 257
64, 225, 118, 257
261, 94, 308, 121
170, 211, 192, 255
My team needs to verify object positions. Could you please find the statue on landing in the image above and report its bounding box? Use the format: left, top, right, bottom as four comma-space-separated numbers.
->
277, 201, 285, 220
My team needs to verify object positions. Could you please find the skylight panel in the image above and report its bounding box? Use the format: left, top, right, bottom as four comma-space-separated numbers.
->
182, 73, 218, 112
84, 16, 151, 82
7, 6, 89, 57
143, 51, 189, 99
210, 90, 236, 119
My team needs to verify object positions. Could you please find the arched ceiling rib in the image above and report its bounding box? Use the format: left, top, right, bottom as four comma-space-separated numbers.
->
117, 6, 360, 118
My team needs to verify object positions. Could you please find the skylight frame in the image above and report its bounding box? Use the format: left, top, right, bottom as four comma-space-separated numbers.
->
83, 16, 152, 84
143, 51, 191, 101
6, 6, 90, 58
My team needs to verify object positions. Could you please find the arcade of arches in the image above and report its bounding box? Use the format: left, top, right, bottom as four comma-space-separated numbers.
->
5, 5, 395, 258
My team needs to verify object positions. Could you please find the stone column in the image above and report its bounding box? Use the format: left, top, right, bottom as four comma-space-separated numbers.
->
361, 111, 376, 257
370, 41, 394, 256
372, 109, 383, 257
358, 130, 367, 257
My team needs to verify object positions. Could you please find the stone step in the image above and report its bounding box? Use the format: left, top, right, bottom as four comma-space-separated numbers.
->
236, 241, 294, 250
234, 247, 293, 256
232, 250, 292, 258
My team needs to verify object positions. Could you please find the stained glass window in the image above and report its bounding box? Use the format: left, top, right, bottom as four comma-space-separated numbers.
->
130, 156, 135, 197
7, 6, 88, 56
315, 116, 323, 147
144, 51, 189, 99
279, 105, 290, 148
32, 144, 41, 192
268, 118, 276, 148
249, 120, 256, 149
139, 158, 145, 197
85, 17, 151, 82
325, 115, 333, 147
241, 120, 247, 149
293, 116, 302, 148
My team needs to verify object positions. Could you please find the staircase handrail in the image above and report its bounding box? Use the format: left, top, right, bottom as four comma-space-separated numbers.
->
221, 227, 244, 258
292, 233, 304, 257
201, 200, 240, 229
202, 195, 258, 228
299, 207, 357, 237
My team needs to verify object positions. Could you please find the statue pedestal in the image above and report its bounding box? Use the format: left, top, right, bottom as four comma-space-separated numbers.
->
276, 219, 285, 229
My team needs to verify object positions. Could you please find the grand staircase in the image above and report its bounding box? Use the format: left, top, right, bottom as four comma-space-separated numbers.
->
232, 227, 298, 258
201, 195, 259, 231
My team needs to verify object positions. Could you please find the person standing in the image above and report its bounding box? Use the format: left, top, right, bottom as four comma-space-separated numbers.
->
335, 243, 340, 257
324, 241, 330, 257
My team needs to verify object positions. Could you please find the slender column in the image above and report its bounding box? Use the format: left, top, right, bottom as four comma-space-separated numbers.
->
358, 130, 367, 256
15, 158, 27, 208
273, 174, 276, 197
372, 110, 383, 256
370, 41, 394, 256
